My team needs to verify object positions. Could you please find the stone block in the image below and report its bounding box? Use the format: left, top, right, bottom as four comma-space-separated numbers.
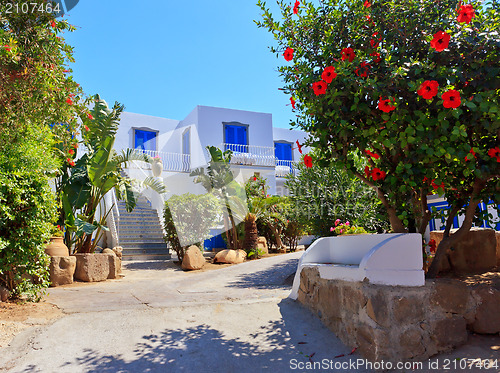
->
470, 286, 500, 334
317, 283, 342, 320
366, 291, 391, 328
73, 253, 116, 282
213, 249, 247, 264
398, 327, 426, 360
496, 232, 500, 267
430, 315, 468, 350
430, 228, 497, 274
257, 236, 268, 255
181, 245, 205, 270
393, 295, 426, 324
430, 279, 469, 314
356, 324, 390, 361
0, 285, 10, 302
342, 285, 367, 314
49, 256, 76, 287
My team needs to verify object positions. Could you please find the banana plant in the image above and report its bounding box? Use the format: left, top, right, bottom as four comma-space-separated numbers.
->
60, 95, 166, 253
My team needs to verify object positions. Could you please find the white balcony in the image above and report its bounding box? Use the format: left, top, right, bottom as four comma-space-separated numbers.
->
127, 148, 191, 173
275, 160, 298, 177
221, 143, 276, 167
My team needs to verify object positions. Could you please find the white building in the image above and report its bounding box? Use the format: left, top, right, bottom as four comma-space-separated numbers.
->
107, 105, 309, 259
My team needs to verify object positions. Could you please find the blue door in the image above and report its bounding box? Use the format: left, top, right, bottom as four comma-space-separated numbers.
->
275, 142, 292, 163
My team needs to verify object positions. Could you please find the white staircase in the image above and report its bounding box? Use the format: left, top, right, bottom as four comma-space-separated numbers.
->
117, 196, 171, 260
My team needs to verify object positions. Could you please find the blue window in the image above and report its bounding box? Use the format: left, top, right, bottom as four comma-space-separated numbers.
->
224, 124, 247, 152
182, 129, 190, 155
275, 142, 293, 161
134, 129, 156, 151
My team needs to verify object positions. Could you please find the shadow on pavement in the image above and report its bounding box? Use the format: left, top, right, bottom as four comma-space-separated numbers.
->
226, 258, 299, 290
123, 260, 183, 272
21, 299, 364, 373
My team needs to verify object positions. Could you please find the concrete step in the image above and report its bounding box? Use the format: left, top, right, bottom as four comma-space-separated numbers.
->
120, 242, 168, 250
118, 217, 161, 224
122, 253, 171, 261
120, 237, 165, 243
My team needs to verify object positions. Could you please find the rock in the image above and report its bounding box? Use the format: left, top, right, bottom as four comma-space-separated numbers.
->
430, 228, 497, 274
398, 328, 426, 360
0, 285, 10, 302
430, 315, 468, 350
181, 245, 205, 270
430, 279, 469, 313
470, 286, 500, 334
102, 248, 115, 255
342, 286, 367, 314
112, 246, 123, 259
366, 291, 391, 328
49, 256, 77, 287
73, 253, 117, 282
257, 236, 268, 255
213, 249, 247, 264
393, 296, 425, 324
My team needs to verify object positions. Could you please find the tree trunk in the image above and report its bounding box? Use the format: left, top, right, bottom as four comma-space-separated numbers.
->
243, 213, 258, 254
268, 223, 284, 251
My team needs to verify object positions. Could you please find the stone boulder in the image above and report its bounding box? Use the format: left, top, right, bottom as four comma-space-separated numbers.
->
470, 286, 500, 334
430, 228, 497, 274
49, 256, 77, 287
257, 237, 269, 255
213, 249, 247, 264
181, 245, 205, 270
73, 253, 120, 282
0, 285, 10, 302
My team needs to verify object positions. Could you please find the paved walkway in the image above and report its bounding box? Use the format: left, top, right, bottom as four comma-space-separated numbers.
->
0, 253, 372, 372
1, 253, 498, 372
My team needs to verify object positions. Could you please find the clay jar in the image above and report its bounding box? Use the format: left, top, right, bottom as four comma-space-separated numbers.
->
45, 237, 69, 256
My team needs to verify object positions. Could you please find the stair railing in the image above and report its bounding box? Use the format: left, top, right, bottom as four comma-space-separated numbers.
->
104, 189, 120, 248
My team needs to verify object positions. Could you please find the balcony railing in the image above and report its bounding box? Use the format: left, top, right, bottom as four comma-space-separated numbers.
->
127, 148, 191, 173
221, 143, 276, 167
276, 160, 298, 177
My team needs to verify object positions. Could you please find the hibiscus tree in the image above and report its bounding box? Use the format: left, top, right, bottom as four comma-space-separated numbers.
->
257, 0, 499, 278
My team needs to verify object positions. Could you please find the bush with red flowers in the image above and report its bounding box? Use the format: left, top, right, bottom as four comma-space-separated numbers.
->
257, 0, 499, 278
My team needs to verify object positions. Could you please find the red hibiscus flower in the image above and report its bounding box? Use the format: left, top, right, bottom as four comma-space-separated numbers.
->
417, 80, 439, 100
283, 47, 294, 61
378, 97, 396, 113
290, 97, 296, 109
303, 154, 313, 168
428, 239, 437, 254
465, 148, 476, 161
51, 20, 56, 28
253, 176, 257, 181
67, 158, 75, 167
296, 140, 303, 154
293, 0, 300, 14
4, 45, 11, 52
457, 4, 475, 24
431, 180, 445, 191
321, 66, 337, 83
312, 81, 327, 95
488, 147, 500, 162
355, 61, 370, 77
364, 166, 371, 179
371, 168, 386, 181
87, 113, 94, 120
66, 98, 73, 105
442, 90, 461, 109
365, 149, 380, 159
370, 39, 380, 48
364, 0, 371, 7
84, 125, 90, 132
341, 47, 355, 62
430, 31, 450, 52
370, 52, 381, 63
73, 143, 78, 149
69, 149, 75, 155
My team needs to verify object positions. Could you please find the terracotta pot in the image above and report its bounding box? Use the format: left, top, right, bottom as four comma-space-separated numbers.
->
45, 237, 69, 256
152, 160, 163, 177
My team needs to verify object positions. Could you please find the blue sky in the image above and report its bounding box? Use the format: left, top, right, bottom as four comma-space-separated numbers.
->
62, 0, 294, 128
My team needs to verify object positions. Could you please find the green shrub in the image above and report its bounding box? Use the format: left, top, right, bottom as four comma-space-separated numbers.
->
164, 193, 221, 262
0, 171, 56, 300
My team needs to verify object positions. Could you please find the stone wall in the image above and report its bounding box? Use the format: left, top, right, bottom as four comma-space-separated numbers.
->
297, 267, 500, 363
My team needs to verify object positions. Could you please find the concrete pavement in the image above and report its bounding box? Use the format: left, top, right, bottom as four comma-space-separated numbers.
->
0, 253, 371, 373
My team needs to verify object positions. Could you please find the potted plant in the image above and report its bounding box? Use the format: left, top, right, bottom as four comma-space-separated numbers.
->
45, 226, 69, 256
152, 156, 163, 177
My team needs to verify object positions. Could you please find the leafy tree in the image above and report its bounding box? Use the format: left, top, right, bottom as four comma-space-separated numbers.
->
163, 193, 221, 262
257, 0, 499, 277
285, 152, 388, 236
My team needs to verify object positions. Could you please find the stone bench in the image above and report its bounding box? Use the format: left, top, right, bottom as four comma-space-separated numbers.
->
290, 233, 425, 299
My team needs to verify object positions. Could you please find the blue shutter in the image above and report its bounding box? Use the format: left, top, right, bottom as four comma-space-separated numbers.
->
135, 130, 156, 151
275, 143, 292, 161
